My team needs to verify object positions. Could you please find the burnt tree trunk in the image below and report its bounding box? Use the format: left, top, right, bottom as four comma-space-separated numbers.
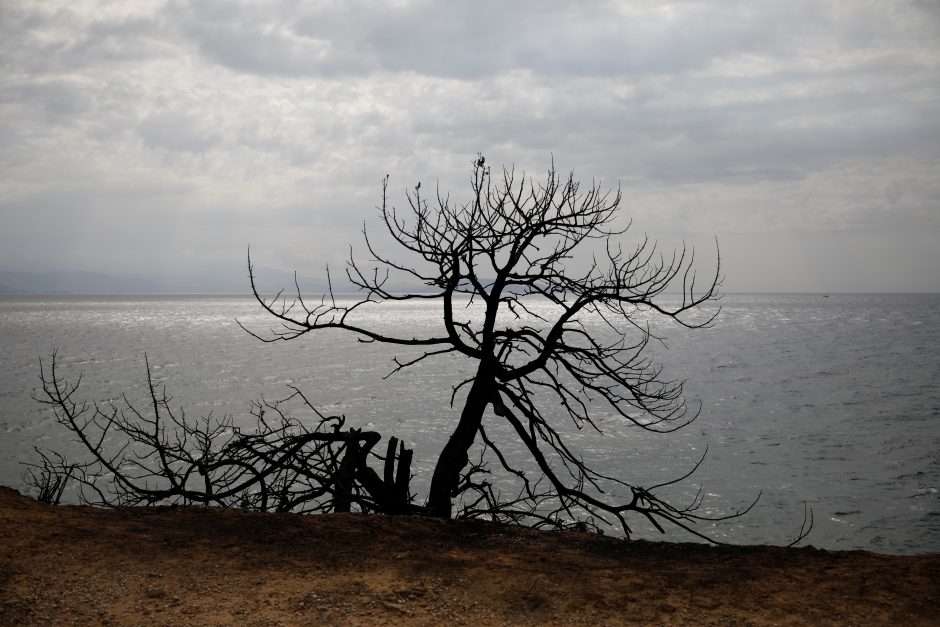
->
426, 360, 495, 517
354, 436, 414, 514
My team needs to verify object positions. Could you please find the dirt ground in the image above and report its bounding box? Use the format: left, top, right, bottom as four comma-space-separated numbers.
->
1, 486, 937, 626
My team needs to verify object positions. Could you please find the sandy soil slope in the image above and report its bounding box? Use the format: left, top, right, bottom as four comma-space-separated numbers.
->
1, 486, 937, 625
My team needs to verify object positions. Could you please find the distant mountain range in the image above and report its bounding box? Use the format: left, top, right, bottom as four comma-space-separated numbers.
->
0, 269, 316, 295
0, 270, 427, 295
0, 271, 171, 295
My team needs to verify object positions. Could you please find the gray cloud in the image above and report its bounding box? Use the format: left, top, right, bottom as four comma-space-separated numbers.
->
0, 0, 938, 292
138, 110, 224, 152
167, 0, 940, 81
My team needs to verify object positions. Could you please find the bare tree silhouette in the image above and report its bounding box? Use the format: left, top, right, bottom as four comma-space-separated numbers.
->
241, 156, 753, 540
27, 157, 812, 544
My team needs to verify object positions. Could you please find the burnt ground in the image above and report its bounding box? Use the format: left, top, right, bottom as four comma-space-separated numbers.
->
1, 486, 937, 625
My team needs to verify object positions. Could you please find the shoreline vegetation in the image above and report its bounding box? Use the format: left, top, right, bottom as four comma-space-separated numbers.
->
1, 487, 937, 625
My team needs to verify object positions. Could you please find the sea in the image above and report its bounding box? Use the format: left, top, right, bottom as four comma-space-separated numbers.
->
0, 293, 937, 554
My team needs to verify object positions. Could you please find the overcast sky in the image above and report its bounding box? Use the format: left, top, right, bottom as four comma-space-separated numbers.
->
1, 1, 938, 292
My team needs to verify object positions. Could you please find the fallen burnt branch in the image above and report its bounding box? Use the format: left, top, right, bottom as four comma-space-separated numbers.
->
24, 352, 812, 546
24, 352, 416, 516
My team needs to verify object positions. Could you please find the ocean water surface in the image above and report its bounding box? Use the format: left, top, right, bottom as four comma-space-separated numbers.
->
0, 293, 937, 554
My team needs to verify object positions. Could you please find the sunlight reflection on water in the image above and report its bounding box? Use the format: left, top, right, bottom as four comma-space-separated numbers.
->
0, 293, 937, 554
